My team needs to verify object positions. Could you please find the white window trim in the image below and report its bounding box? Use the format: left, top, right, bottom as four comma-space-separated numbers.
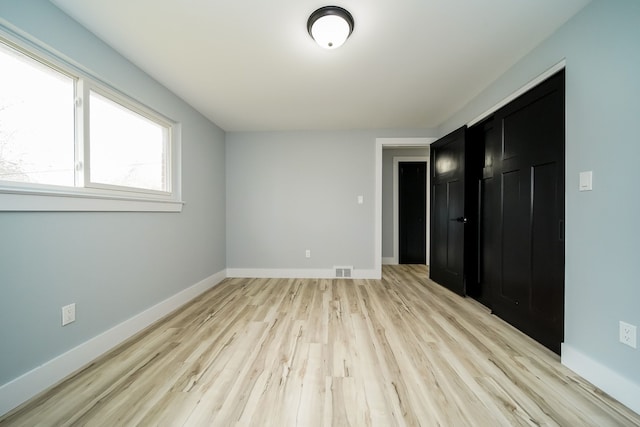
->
0, 25, 184, 212
0, 188, 183, 212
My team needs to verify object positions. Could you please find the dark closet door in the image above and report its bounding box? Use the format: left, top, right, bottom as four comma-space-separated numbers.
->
430, 127, 467, 296
492, 70, 565, 353
399, 162, 426, 264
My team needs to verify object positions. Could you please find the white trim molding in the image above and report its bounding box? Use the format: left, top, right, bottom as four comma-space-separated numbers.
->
562, 343, 640, 415
0, 190, 184, 212
0, 270, 226, 417
467, 60, 566, 127
226, 268, 378, 280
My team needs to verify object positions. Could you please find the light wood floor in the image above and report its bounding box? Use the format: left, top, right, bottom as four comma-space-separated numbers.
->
2, 265, 639, 426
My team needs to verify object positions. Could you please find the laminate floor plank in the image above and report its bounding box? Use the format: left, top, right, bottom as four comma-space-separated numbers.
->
2, 265, 639, 426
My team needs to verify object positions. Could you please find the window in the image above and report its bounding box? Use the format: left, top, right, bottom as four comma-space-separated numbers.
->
89, 91, 169, 193
0, 43, 75, 186
0, 33, 182, 212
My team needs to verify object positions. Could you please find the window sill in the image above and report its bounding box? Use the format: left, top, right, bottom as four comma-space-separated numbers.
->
0, 188, 184, 212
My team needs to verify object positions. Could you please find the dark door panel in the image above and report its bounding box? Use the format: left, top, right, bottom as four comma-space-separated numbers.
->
447, 180, 465, 275
489, 70, 565, 354
531, 162, 562, 321
430, 126, 467, 296
432, 182, 449, 271
500, 168, 530, 305
399, 162, 426, 264
469, 119, 497, 307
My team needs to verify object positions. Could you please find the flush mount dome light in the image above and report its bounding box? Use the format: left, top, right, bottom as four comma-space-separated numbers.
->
307, 6, 354, 49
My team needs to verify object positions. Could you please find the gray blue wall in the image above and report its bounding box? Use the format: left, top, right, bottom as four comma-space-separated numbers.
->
441, 0, 640, 388
226, 130, 434, 273
0, 0, 226, 386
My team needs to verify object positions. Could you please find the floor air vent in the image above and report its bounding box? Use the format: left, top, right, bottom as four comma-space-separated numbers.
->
334, 266, 353, 278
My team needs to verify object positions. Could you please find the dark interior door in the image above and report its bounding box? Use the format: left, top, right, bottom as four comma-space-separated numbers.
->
430, 127, 467, 296
399, 162, 426, 264
489, 70, 565, 353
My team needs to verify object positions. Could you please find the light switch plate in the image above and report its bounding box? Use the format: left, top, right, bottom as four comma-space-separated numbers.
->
62, 303, 76, 326
579, 171, 593, 191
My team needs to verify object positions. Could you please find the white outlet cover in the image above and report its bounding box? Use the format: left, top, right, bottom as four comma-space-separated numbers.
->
619, 321, 637, 349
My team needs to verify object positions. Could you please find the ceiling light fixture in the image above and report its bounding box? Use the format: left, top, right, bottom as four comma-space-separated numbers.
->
307, 6, 354, 50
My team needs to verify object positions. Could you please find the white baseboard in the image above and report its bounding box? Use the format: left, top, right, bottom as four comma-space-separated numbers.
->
562, 343, 640, 415
226, 268, 379, 280
0, 269, 226, 417
382, 257, 396, 265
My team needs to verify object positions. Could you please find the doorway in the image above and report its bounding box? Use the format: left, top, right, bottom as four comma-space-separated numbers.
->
375, 138, 436, 278
391, 156, 429, 265
398, 161, 427, 264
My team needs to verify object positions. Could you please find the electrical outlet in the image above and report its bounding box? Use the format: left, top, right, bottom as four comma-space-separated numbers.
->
62, 303, 76, 326
305, 249, 311, 258
619, 321, 637, 349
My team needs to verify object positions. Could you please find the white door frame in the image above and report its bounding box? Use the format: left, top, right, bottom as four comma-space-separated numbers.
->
374, 137, 436, 278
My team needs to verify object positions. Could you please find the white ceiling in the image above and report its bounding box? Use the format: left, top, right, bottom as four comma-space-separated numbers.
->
50, 0, 590, 132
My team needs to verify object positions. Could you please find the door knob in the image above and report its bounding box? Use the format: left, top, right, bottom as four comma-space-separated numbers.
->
452, 217, 467, 223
